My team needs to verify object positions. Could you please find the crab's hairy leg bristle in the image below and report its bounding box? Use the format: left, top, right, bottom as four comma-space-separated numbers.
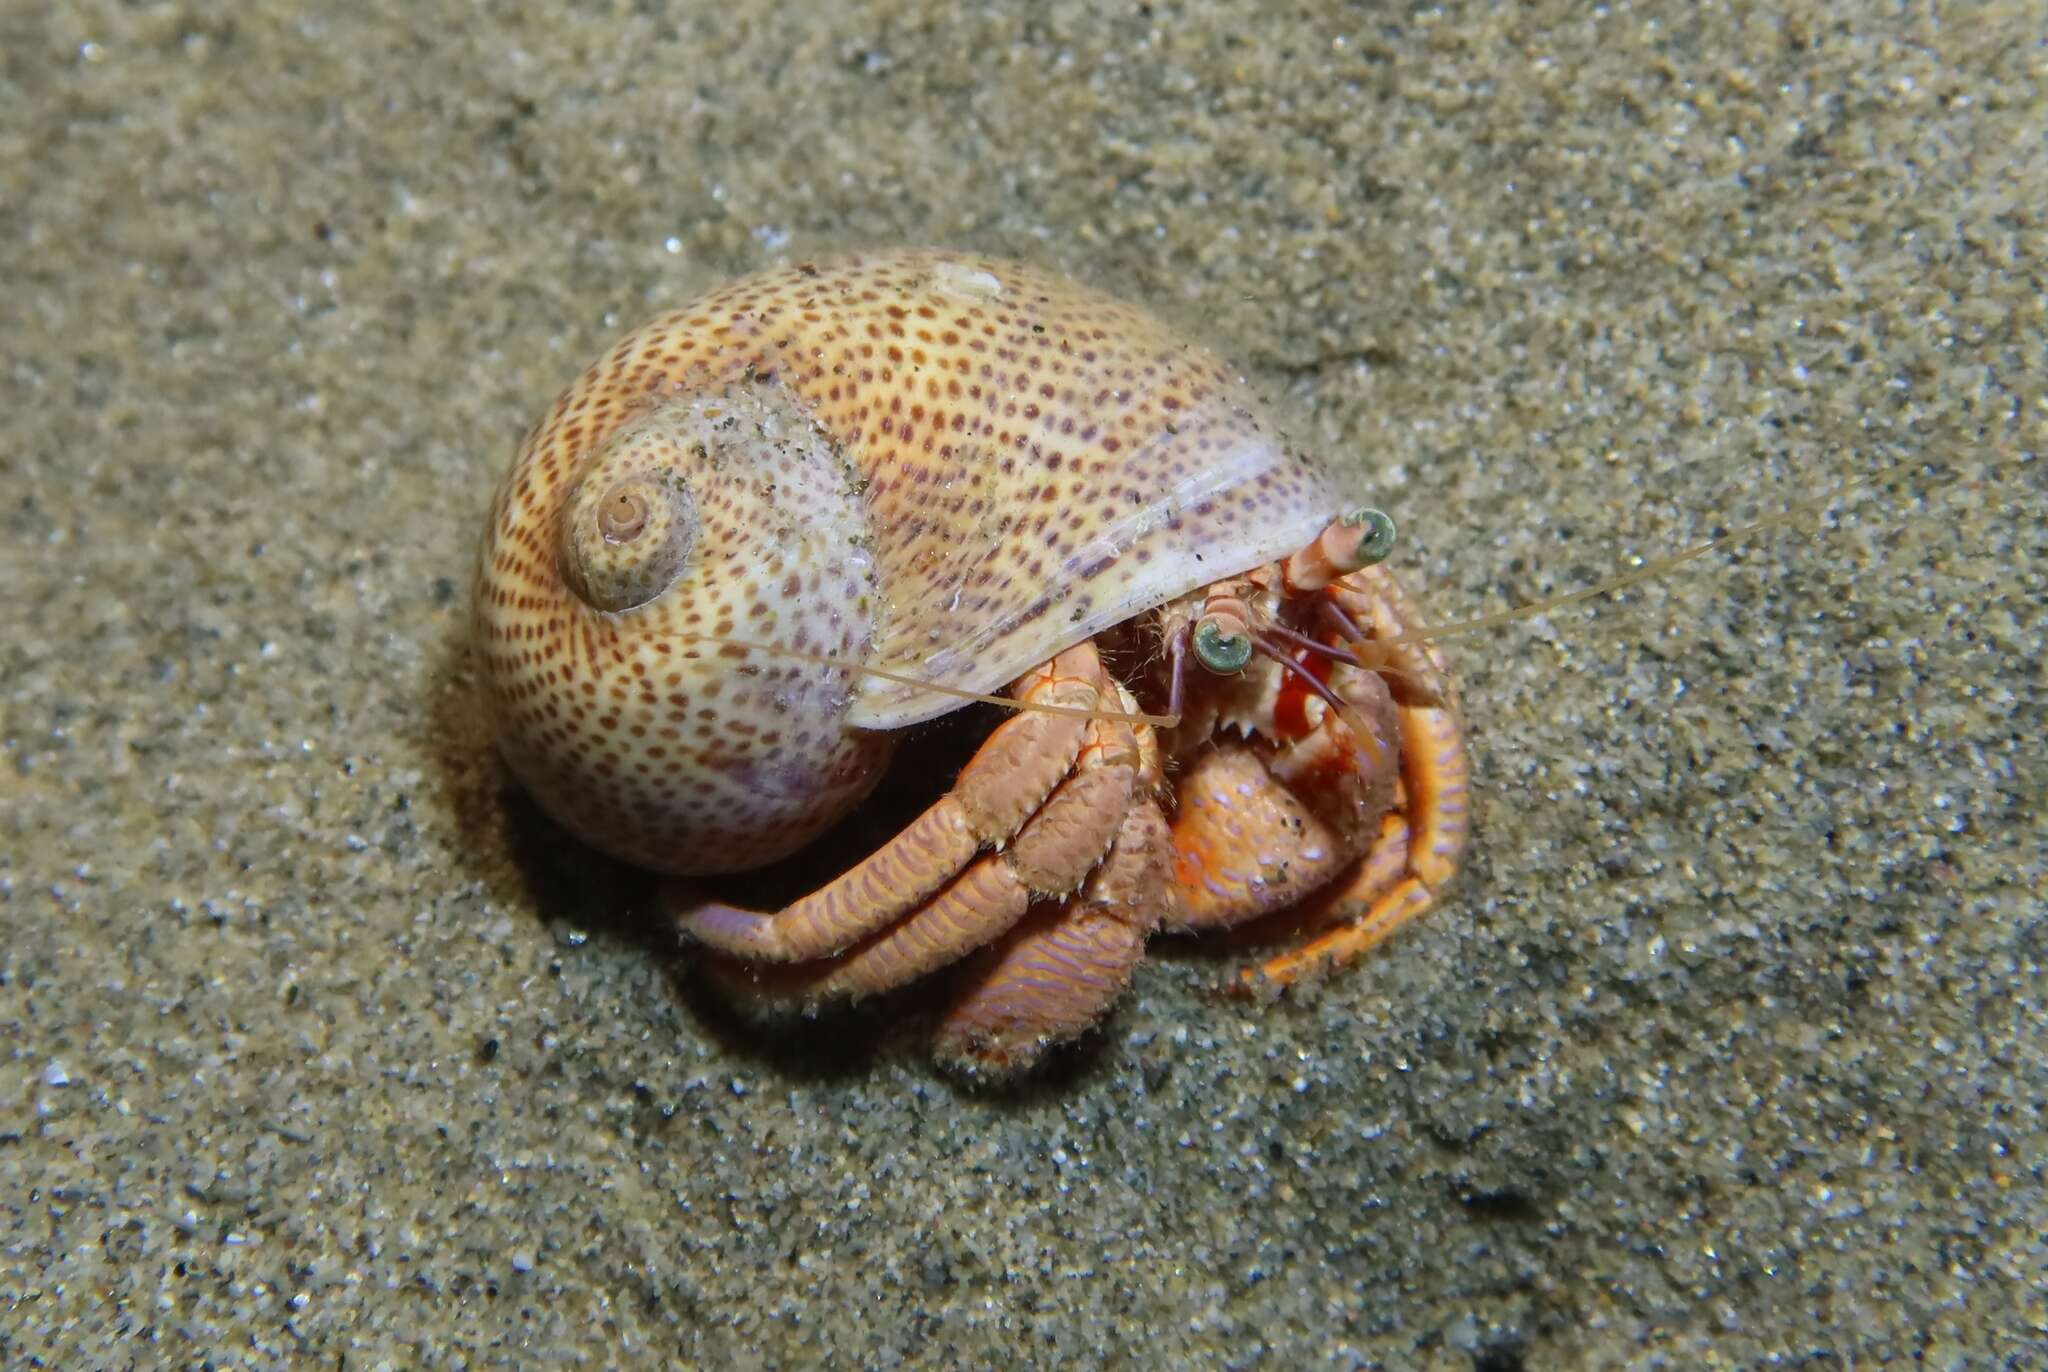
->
631, 629, 1181, 728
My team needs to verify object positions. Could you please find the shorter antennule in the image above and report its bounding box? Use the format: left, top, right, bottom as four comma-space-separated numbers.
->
1285, 508, 1397, 592
1254, 638, 1388, 769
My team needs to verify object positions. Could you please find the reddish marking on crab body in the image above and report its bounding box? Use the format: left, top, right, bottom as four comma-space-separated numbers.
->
1271, 644, 1332, 741
473, 249, 1471, 1080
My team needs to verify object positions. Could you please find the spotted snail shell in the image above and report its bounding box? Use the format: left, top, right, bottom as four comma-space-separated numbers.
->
472, 249, 1343, 876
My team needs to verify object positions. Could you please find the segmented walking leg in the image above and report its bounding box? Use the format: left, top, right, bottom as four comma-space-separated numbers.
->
934, 799, 1175, 1077
669, 644, 1105, 962
688, 646, 1154, 1006
795, 706, 1143, 1000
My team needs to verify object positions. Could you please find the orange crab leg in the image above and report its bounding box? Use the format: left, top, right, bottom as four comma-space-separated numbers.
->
934, 800, 1175, 1076
670, 645, 1104, 962
1248, 691, 1470, 984
691, 648, 1150, 1004
786, 857, 1037, 998
1324, 566, 1470, 880
796, 722, 1139, 999
674, 804, 979, 961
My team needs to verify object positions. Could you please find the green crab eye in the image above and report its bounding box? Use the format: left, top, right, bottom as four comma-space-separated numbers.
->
1193, 617, 1254, 674
1342, 507, 1397, 566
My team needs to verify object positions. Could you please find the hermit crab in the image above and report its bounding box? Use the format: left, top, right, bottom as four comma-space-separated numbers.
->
473, 249, 1470, 1077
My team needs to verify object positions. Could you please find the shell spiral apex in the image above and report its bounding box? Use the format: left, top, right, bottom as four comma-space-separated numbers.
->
475, 379, 892, 876
557, 410, 702, 614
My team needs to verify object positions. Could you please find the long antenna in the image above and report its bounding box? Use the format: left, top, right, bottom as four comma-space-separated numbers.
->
1375, 456, 1955, 652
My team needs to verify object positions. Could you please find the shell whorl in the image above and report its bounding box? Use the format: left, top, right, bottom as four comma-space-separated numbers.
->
475, 382, 894, 876
557, 410, 701, 614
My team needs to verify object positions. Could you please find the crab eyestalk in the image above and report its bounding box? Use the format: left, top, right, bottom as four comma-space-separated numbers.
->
1192, 613, 1255, 674
1348, 507, 1398, 563
1283, 507, 1397, 592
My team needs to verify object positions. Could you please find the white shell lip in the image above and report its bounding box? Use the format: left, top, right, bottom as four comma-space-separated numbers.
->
846, 413, 1341, 731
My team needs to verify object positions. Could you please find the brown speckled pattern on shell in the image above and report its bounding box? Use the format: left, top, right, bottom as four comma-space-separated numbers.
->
475, 386, 890, 874
473, 249, 1342, 875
